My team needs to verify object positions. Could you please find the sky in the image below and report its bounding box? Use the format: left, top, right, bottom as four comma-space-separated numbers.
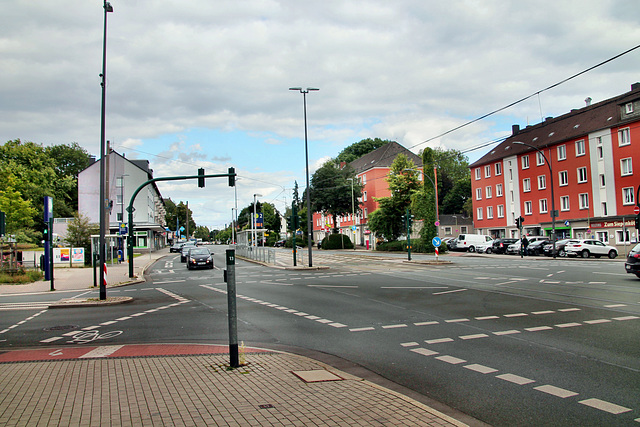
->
2, 0, 639, 229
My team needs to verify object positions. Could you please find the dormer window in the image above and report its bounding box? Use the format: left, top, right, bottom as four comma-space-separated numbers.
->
626, 102, 634, 114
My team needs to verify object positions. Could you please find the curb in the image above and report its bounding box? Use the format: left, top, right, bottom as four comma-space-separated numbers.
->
49, 296, 133, 308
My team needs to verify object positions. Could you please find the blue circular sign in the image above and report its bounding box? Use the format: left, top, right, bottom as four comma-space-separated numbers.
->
432, 237, 442, 247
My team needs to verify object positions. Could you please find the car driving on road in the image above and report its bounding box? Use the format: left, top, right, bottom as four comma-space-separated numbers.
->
565, 239, 617, 259
180, 242, 197, 262
186, 247, 214, 270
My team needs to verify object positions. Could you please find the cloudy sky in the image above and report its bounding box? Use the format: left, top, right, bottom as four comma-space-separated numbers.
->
2, 0, 639, 229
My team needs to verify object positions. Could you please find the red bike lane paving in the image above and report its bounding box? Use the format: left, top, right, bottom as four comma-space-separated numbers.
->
0, 343, 271, 363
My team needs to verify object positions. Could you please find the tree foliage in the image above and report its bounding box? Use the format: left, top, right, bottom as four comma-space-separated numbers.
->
336, 138, 391, 164
310, 161, 363, 233
64, 211, 99, 264
0, 173, 37, 237
163, 199, 196, 238
424, 147, 470, 214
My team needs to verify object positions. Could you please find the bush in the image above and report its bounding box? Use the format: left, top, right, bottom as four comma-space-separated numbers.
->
376, 239, 448, 254
377, 241, 405, 251
320, 234, 354, 250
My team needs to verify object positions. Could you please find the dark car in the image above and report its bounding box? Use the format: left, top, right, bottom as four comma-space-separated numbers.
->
624, 243, 640, 279
180, 243, 197, 262
274, 239, 286, 247
186, 247, 214, 270
543, 239, 577, 257
491, 238, 518, 254
525, 239, 551, 256
170, 242, 184, 253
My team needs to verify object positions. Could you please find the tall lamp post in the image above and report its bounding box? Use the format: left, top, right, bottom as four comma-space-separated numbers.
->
289, 87, 319, 267
404, 168, 439, 237
99, 1, 113, 300
513, 141, 557, 259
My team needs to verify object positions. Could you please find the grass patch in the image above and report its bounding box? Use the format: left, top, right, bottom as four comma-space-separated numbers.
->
0, 269, 44, 285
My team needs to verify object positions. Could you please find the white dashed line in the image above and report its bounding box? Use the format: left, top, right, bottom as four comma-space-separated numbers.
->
410, 348, 439, 356
445, 318, 469, 323
504, 313, 528, 318
382, 324, 407, 329
459, 334, 489, 340
433, 289, 467, 295
579, 398, 632, 414
604, 304, 627, 308
414, 321, 439, 326
475, 315, 499, 320
496, 373, 535, 385
534, 385, 578, 398
464, 364, 498, 374
555, 322, 581, 328
493, 330, 520, 336
426, 338, 454, 344
532, 310, 555, 315
614, 316, 639, 321
400, 342, 419, 347
40, 337, 64, 343
350, 327, 375, 332
558, 308, 581, 312
435, 355, 466, 364
525, 326, 553, 332
583, 319, 612, 325
329, 322, 348, 328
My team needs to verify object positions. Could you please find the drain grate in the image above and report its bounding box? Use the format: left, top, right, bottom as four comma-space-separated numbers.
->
43, 325, 78, 332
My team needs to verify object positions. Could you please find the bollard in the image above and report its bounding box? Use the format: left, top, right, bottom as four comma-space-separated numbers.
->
225, 249, 239, 368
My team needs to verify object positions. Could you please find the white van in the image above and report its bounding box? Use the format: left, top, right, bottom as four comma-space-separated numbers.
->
456, 234, 493, 252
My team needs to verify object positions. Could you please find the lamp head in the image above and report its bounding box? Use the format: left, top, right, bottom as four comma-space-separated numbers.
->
104, 2, 113, 12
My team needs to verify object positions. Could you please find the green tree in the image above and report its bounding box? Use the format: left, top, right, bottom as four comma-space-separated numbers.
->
194, 225, 210, 241
441, 176, 471, 215
310, 161, 363, 233
428, 148, 470, 214
64, 212, 99, 264
163, 200, 195, 238
336, 138, 391, 164
44, 142, 93, 215
0, 173, 37, 236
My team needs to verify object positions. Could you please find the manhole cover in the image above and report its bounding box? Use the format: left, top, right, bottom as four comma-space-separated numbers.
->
43, 325, 78, 332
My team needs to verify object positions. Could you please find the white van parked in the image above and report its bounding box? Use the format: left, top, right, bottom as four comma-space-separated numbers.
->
456, 234, 493, 252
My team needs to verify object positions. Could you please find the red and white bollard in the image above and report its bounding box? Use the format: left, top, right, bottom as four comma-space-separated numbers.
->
103, 263, 108, 288
435, 247, 439, 260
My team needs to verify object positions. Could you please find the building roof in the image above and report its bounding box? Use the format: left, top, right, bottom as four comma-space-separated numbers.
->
349, 141, 423, 174
470, 83, 640, 168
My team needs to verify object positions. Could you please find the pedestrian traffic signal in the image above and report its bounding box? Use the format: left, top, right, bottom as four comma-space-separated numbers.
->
43, 222, 49, 242
228, 167, 235, 187
515, 216, 524, 228
198, 168, 205, 188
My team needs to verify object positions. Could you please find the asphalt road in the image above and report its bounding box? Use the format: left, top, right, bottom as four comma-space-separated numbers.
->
1, 249, 639, 426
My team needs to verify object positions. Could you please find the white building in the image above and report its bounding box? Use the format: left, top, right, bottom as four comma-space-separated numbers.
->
78, 150, 167, 251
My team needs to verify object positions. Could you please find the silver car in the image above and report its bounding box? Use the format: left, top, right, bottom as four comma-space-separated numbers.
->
564, 239, 617, 259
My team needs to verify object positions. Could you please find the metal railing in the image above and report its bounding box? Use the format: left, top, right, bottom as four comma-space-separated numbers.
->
235, 245, 277, 265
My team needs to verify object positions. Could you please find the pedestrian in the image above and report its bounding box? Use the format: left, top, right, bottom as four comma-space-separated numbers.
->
522, 235, 529, 256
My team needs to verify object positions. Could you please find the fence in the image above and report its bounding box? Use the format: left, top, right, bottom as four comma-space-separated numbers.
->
235, 244, 277, 265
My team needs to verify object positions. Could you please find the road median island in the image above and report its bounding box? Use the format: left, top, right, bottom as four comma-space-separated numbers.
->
49, 296, 133, 308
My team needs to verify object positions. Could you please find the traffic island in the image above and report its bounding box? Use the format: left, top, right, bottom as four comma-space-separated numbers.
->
49, 296, 133, 309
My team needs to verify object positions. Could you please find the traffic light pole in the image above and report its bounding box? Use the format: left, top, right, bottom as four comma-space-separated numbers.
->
127, 169, 236, 279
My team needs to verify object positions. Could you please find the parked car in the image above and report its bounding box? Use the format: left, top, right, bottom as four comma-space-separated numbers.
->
180, 242, 197, 262
186, 247, 214, 270
455, 234, 493, 252
565, 239, 618, 259
506, 241, 521, 255
491, 238, 518, 254
475, 240, 494, 254
524, 239, 551, 256
624, 243, 640, 279
543, 239, 578, 257
445, 238, 458, 251
274, 239, 286, 247
170, 242, 184, 253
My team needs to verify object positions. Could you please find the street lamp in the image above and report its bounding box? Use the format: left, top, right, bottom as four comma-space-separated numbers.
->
253, 193, 262, 248
347, 178, 355, 250
290, 87, 319, 267
404, 168, 439, 237
99, 0, 113, 301
513, 141, 557, 259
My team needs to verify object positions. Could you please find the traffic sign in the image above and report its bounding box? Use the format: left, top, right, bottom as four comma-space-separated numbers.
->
432, 237, 441, 247
351, 226, 357, 231
634, 206, 640, 215
435, 221, 440, 226
564, 220, 570, 226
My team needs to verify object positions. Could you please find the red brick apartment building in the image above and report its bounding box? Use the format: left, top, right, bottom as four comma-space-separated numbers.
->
470, 83, 640, 252
313, 141, 423, 248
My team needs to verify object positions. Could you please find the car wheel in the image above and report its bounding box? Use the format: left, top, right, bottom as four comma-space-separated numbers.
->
486, 248, 492, 254
468, 246, 476, 253
608, 250, 617, 259
581, 250, 590, 258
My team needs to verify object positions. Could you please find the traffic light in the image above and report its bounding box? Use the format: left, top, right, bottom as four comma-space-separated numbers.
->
0, 211, 5, 237
43, 221, 49, 242
228, 167, 235, 187
635, 214, 640, 230
198, 168, 205, 188
515, 217, 520, 228
292, 205, 300, 229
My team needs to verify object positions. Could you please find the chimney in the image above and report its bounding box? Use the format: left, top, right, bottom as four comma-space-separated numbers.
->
632, 82, 640, 91
512, 124, 520, 135
585, 97, 592, 107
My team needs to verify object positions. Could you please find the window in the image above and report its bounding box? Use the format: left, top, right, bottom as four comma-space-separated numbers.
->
444, 226, 452, 235
523, 178, 531, 192
621, 158, 633, 176
364, 208, 368, 218
602, 202, 608, 216
487, 206, 494, 219
597, 146, 604, 159
537, 152, 545, 166
495, 162, 502, 175
509, 169, 513, 181
498, 205, 504, 218
617, 229, 631, 244
496, 184, 503, 197
476, 207, 483, 220
596, 231, 609, 244
362, 174, 367, 184
561, 196, 570, 211
622, 187, 635, 205
116, 194, 123, 205
619, 128, 631, 146
537, 175, 546, 190
486, 186, 492, 198
524, 201, 532, 215
625, 103, 634, 114
116, 177, 124, 187
521, 155, 530, 169
485, 165, 491, 178
600, 174, 605, 187
461, 226, 468, 234
475, 168, 481, 180
559, 170, 568, 186
363, 191, 368, 201
476, 188, 482, 200
577, 167, 588, 183
539, 199, 548, 213
116, 212, 123, 222
579, 193, 589, 210
557, 145, 567, 161
575, 139, 585, 156
510, 190, 514, 202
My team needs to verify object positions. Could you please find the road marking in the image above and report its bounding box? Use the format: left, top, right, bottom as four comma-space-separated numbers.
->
496, 373, 535, 385
584, 319, 612, 325
464, 364, 498, 374
578, 398, 632, 414
534, 385, 578, 398
100, 321, 118, 326
445, 318, 469, 323
350, 327, 375, 332
79, 345, 124, 359
475, 315, 499, 320
308, 285, 358, 288
305, 315, 320, 320
410, 348, 439, 356
604, 304, 626, 308
532, 310, 555, 315
153, 280, 185, 284
436, 355, 466, 364
294, 312, 309, 316
382, 324, 407, 329
493, 330, 520, 336
588, 282, 606, 285
459, 334, 489, 340
555, 322, 581, 328
558, 308, 581, 312
414, 321, 439, 326
329, 322, 348, 328
495, 281, 517, 286
116, 317, 132, 321
316, 319, 333, 324
381, 286, 448, 289
400, 342, 419, 347
525, 326, 553, 332
426, 338, 454, 344
433, 289, 467, 295
40, 337, 64, 343
613, 316, 639, 321
504, 313, 528, 318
